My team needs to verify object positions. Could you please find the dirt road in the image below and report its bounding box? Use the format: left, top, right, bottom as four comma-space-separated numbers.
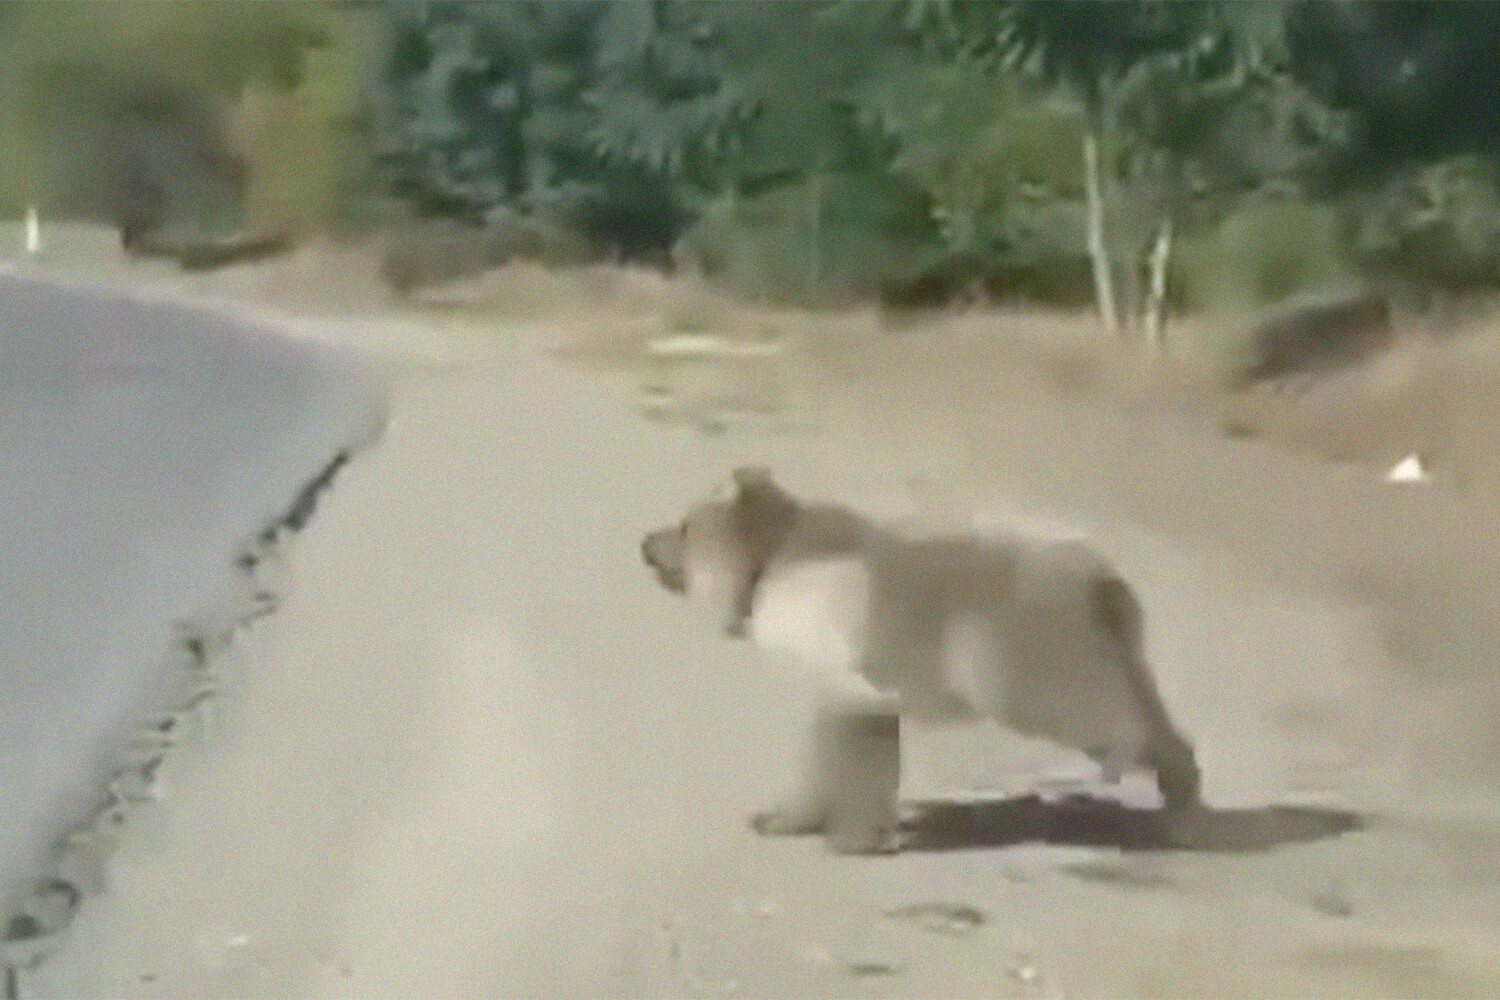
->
14, 241, 1500, 998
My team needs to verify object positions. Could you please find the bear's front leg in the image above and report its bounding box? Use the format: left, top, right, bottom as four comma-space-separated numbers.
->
750, 701, 901, 855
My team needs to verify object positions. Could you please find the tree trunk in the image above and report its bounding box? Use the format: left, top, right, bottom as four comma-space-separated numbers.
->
806, 169, 826, 298
1143, 216, 1172, 349
1083, 132, 1119, 339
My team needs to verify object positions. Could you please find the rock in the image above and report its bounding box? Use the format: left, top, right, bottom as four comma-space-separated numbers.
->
1386, 453, 1431, 484
1231, 291, 1394, 388
378, 218, 512, 298
884, 902, 988, 935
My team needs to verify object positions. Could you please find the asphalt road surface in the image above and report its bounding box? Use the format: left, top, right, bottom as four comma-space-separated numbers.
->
0, 274, 383, 923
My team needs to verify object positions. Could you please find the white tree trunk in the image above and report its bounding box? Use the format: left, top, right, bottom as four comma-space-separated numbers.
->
1143, 216, 1172, 349
24, 205, 41, 256
1083, 132, 1119, 339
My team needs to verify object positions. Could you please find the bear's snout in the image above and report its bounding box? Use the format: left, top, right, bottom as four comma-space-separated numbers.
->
641, 528, 686, 594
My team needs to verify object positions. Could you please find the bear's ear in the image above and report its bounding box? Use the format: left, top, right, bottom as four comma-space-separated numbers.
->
731, 465, 776, 492
728, 463, 798, 531
730, 465, 794, 511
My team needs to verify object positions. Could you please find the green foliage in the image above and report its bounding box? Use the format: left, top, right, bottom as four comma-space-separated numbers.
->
239, 6, 385, 232
853, 57, 1086, 255
0, 0, 343, 224
9, 0, 1500, 313
1345, 156, 1500, 292
5, 0, 324, 103
984, 1, 1235, 113
373, 0, 694, 260
676, 168, 939, 303
584, 1, 751, 184
1170, 199, 1355, 315
1289, 2, 1500, 184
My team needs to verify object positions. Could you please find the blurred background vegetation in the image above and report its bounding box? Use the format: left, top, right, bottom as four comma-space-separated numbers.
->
5, 0, 1500, 322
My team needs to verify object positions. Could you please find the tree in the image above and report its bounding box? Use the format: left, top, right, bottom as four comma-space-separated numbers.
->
927, 0, 1321, 340
357, 0, 1500, 312
1289, 1, 1500, 184
374, 1, 704, 261
7, 0, 335, 229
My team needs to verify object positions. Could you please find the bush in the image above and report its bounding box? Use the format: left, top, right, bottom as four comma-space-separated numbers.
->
674, 169, 941, 304
233, 7, 380, 234
1170, 199, 1357, 315
379, 217, 511, 298
1346, 156, 1500, 296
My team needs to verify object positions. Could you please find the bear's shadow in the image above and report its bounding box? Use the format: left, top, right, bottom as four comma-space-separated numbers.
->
901, 793, 1364, 854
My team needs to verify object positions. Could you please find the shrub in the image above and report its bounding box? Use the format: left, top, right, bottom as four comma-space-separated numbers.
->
1170, 199, 1357, 315
674, 169, 940, 304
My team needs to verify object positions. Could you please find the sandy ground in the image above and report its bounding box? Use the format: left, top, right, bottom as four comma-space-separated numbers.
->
10, 225, 1500, 998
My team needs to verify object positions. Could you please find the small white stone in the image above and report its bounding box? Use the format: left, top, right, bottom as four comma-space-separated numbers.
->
1386, 453, 1430, 484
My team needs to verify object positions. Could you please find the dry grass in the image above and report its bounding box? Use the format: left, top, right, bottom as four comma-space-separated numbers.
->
9, 218, 1500, 490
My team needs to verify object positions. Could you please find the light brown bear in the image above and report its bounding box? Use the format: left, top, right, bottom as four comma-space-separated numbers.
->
641, 466, 1203, 854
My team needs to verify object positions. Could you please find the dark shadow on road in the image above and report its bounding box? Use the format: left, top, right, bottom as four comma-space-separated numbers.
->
901, 792, 1364, 854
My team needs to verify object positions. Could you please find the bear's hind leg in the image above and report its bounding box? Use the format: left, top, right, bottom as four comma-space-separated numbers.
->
1147, 728, 1203, 814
